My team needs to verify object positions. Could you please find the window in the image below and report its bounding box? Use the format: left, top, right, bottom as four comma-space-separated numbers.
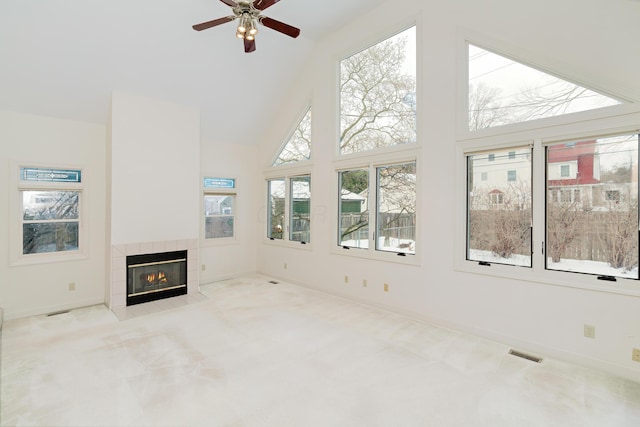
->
508, 151, 516, 160
337, 161, 417, 256
14, 166, 85, 263
22, 190, 79, 254
266, 175, 311, 244
339, 169, 369, 249
267, 178, 285, 240
481, 172, 488, 181
203, 178, 236, 241
488, 153, 495, 161
273, 108, 312, 166
204, 195, 235, 239
560, 164, 570, 177
467, 147, 532, 267
339, 26, 416, 155
376, 163, 416, 254
289, 176, 311, 243
468, 43, 624, 131
546, 135, 638, 279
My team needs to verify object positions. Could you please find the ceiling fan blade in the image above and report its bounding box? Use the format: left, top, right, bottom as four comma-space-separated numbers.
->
192, 16, 235, 31
244, 39, 256, 53
253, 0, 280, 11
219, 0, 238, 6
259, 16, 300, 38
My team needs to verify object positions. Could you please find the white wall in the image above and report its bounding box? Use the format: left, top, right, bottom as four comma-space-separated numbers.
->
110, 92, 200, 245
199, 141, 259, 283
0, 110, 107, 319
255, 0, 640, 381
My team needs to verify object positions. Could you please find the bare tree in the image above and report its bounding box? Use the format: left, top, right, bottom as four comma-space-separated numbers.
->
340, 35, 416, 154
273, 109, 311, 165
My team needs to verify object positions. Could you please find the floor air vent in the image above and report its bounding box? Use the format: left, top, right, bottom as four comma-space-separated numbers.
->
47, 310, 70, 317
268, 280, 279, 284
508, 349, 543, 363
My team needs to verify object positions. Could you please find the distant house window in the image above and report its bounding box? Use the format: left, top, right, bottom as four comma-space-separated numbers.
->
490, 192, 504, 205
488, 153, 495, 162
508, 151, 516, 160
606, 190, 620, 202
560, 164, 570, 177
507, 170, 516, 182
481, 172, 488, 181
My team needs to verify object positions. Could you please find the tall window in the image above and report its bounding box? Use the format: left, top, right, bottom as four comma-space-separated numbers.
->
339, 26, 416, 155
546, 135, 639, 279
467, 147, 532, 267
267, 178, 285, 240
468, 43, 624, 131
18, 167, 83, 258
204, 195, 235, 239
289, 176, 311, 243
339, 169, 369, 249
376, 163, 416, 254
203, 177, 236, 241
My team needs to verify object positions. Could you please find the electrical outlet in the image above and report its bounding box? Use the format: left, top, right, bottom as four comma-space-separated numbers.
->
383, 283, 389, 292
344, 275, 349, 284
68, 282, 76, 291
363, 279, 367, 287
633, 348, 640, 363
584, 324, 595, 339
284, 263, 287, 270
201, 264, 206, 271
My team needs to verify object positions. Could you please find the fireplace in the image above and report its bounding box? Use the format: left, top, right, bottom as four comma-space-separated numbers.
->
126, 250, 187, 306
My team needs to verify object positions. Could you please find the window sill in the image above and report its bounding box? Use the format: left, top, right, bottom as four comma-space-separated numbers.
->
454, 259, 640, 298
10, 250, 89, 267
200, 237, 240, 248
263, 239, 313, 251
331, 246, 421, 266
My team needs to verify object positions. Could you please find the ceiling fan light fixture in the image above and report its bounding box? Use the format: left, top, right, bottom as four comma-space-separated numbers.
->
237, 13, 249, 33
246, 33, 255, 41
248, 19, 258, 36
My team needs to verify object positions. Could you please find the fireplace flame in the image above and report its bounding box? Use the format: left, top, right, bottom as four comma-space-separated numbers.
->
146, 273, 156, 283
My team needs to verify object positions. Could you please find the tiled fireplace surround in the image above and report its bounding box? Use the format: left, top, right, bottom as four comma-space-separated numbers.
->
110, 239, 199, 309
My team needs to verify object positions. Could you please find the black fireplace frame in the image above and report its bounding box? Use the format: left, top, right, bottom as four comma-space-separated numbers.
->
126, 250, 188, 306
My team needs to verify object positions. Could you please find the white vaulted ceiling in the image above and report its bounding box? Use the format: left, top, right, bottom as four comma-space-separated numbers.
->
0, 0, 387, 145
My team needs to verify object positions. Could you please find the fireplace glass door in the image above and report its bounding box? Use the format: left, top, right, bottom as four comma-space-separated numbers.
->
126, 250, 187, 306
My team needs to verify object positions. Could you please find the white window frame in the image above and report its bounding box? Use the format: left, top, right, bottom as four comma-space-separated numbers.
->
264, 164, 313, 250
10, 162, 88, 266
333, 150, 420, 265
456, 111, 640, 297
336, 22, 420, 158
201, 179, 238, 246
456, 30, 639, 142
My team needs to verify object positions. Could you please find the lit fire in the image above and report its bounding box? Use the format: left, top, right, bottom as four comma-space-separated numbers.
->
142, 270, 169, 286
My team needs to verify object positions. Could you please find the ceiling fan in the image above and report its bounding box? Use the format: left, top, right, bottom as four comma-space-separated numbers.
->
192, 0, 301, 53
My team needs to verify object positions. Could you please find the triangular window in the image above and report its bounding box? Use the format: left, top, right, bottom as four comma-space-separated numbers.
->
273, 108, 311, 166
468, 43, 625, 131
